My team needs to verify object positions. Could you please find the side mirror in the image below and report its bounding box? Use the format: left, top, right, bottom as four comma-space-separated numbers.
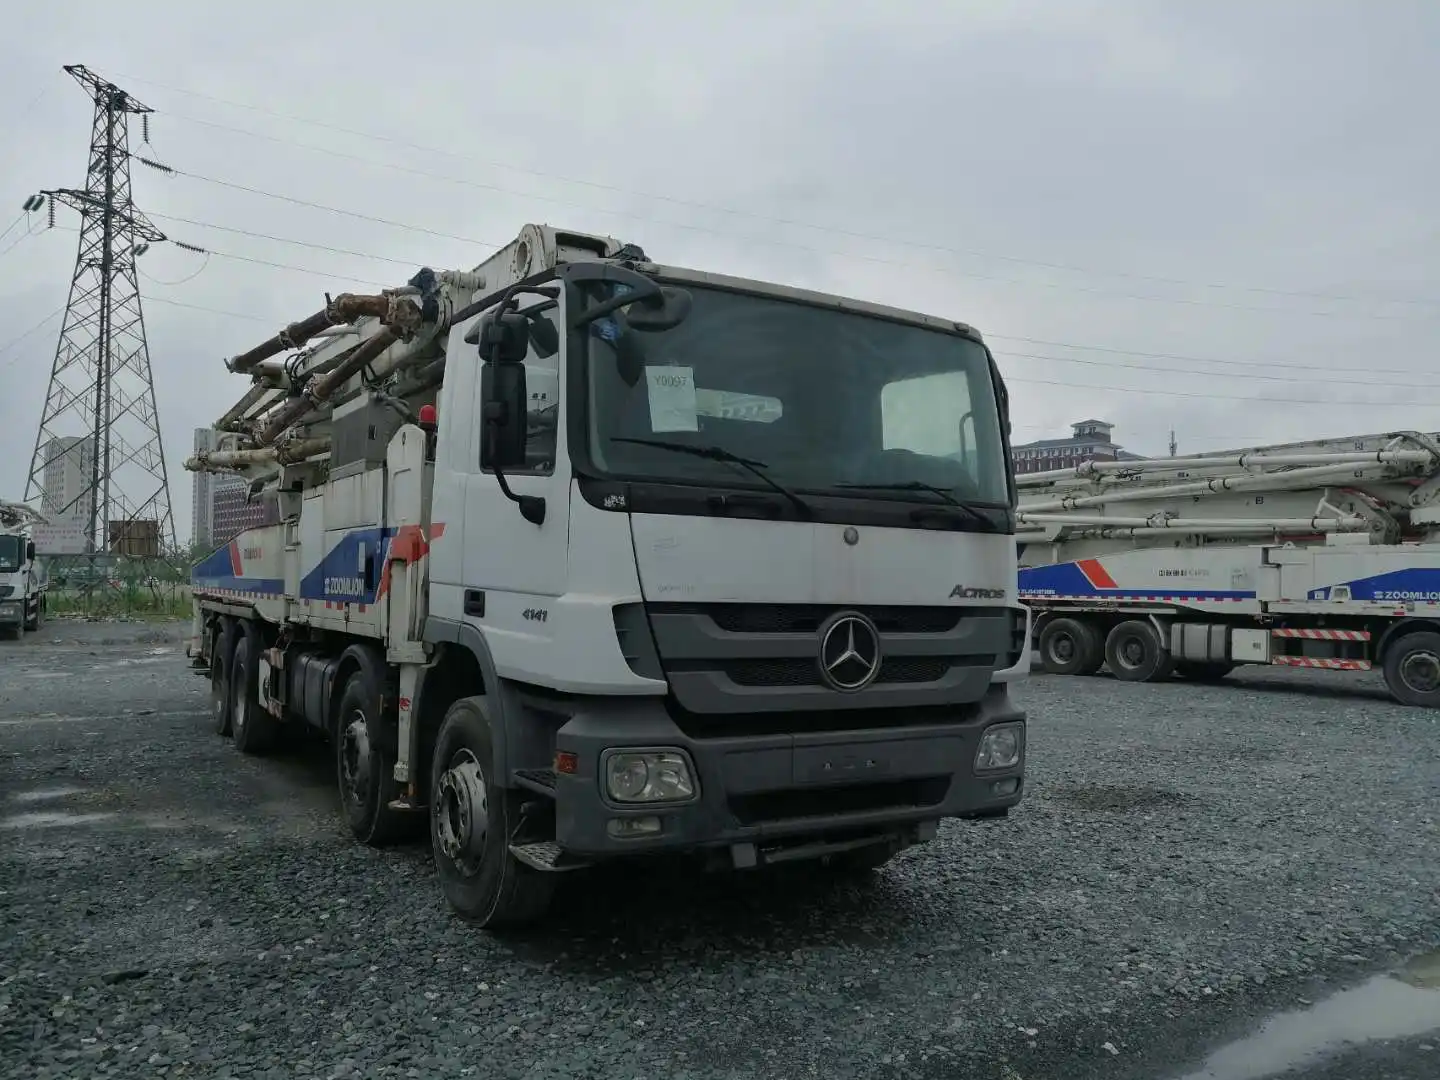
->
480, 361, 528, 471
468, 311, 532, 364
25, 540, 35, 562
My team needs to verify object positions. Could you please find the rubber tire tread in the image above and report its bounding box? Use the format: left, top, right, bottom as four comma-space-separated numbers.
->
230, 623, 279, 754
429, 695, 554, 931
335, 668, 411, 847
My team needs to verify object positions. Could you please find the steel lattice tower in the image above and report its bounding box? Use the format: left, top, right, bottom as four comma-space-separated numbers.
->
24, 64, 175, 565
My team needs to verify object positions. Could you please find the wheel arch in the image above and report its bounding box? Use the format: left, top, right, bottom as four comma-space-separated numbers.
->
417, 617, 504, 798
1373, 617, 1440, 666
331, 640, 392, 743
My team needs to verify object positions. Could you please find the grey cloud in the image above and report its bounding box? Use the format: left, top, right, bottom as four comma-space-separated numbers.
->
1, 0, 1437, 539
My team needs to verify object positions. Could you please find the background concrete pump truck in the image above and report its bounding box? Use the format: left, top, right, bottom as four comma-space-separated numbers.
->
0, 499, 47, 638
187, 224, 1029, 927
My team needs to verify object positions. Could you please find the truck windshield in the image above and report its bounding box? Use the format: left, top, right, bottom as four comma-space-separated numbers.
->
0, 535, 21, 572
582, 282, 1010, 507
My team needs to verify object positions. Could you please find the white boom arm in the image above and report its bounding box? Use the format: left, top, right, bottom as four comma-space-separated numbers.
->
1016, 429, 1440, 559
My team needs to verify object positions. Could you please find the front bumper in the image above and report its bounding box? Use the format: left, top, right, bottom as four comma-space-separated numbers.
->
551, 684, 1025, 861
0, 601, 23, 627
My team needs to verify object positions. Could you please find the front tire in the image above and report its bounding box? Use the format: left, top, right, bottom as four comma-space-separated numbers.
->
1382, 631, 1440, 708
429, 695, 554, 930
335, 667, 409, 846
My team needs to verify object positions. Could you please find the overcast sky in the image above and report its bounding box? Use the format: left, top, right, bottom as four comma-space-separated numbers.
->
1, 0, 1436, 545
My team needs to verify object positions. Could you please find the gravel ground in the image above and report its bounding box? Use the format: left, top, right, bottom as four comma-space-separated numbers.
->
1, 619, 1438, 1079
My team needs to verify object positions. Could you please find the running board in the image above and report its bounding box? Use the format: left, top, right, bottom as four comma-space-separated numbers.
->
509, 841, 592, 873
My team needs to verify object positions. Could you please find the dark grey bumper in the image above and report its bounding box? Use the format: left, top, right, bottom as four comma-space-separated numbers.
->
0, 602, 23, 627
551, 684, 1025, 859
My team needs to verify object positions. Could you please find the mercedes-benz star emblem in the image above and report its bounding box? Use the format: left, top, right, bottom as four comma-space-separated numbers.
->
818, 612, 882, 692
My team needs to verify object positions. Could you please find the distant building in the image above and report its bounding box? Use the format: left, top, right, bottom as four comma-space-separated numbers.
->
41, 435, 96, 527
1011, 419, 1142, 475
191, 427, 276, 549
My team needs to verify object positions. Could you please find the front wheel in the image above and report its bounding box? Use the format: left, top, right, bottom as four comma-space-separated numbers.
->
429, 696, 554, 930
1382, 631, 1440, 708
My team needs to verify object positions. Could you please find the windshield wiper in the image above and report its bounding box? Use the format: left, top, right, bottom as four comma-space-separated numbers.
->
610, 437, 813, 517
834, 481, 997, 528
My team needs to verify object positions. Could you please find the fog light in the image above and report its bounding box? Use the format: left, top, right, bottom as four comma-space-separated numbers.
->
975, 722, 1023, 771
990, 777, 1020, 797
603, 750, 696, 803
607, 816, 663, 838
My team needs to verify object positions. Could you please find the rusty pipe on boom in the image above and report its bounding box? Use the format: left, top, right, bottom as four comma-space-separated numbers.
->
225, 293, 395, 375
256, 328, 400, 445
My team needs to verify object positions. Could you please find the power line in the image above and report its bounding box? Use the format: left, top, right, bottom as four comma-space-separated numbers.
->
986, 333, 1432, 379
145, 211, 446, 268
24, 207, 1440, 400
128, 140, 1435, 324
996, 348, 1395, 388
116, 71, 1438, 311
128, 294, 1440, 409
42, 222, 397, 288
0, 306, 65, 369
133, 154, 494, 247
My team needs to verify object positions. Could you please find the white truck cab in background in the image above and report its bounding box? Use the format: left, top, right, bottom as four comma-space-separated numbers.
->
0, 500, 48, 639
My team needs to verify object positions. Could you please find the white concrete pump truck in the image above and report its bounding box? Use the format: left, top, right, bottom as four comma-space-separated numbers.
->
0, 499, 48, 639
186, 224, 1029, 927
1016, 428, 1440, 707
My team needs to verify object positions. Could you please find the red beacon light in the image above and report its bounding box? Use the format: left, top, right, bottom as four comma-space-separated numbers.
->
417, 403, 438, 428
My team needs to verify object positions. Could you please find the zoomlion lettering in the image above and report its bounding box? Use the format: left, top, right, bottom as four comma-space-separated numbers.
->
1374, 590, 1440, 602
324, 576, 368, 597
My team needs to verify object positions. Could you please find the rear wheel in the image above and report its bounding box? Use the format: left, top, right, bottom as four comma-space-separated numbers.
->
1037, 617, 1103, 675
210, 618, 237, 736
1105, 620, 1174, 682
429, 695, 554, 929
230, 625, 279, 754
335, 667, 410, 846
1382, 631, 1440, 708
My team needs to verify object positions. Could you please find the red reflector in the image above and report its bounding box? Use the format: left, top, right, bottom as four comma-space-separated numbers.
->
554, 751, 579, 774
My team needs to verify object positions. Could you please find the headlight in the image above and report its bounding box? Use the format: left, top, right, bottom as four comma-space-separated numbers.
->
603, 750, 696, 804
975, 722, 1024, 771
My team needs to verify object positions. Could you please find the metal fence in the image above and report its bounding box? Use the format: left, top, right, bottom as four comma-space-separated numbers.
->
41, 551, 195, 619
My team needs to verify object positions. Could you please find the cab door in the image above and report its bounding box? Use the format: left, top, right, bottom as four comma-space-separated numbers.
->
452, 294, 572, 681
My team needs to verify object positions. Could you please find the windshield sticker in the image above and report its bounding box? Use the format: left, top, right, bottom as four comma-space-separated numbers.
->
645, 366, 699, 432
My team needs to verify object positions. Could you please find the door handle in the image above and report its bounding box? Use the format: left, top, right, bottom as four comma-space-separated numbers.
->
464, 589, 486, 617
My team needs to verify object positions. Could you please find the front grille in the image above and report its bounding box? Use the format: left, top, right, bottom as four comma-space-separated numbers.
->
723, 655, 965, 688
699, 603, 974, 635
729, 777, 951, 825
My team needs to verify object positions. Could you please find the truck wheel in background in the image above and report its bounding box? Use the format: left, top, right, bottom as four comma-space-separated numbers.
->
210, 617, 237, 736
1175, 661, 1234, 682
1380, 630, 1440, 708
1037, 617, 1103, 676
1104, 620, 1175, 683
429, 695, 555, 929
229, 623, 279, 754
335, 668, 410, 846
